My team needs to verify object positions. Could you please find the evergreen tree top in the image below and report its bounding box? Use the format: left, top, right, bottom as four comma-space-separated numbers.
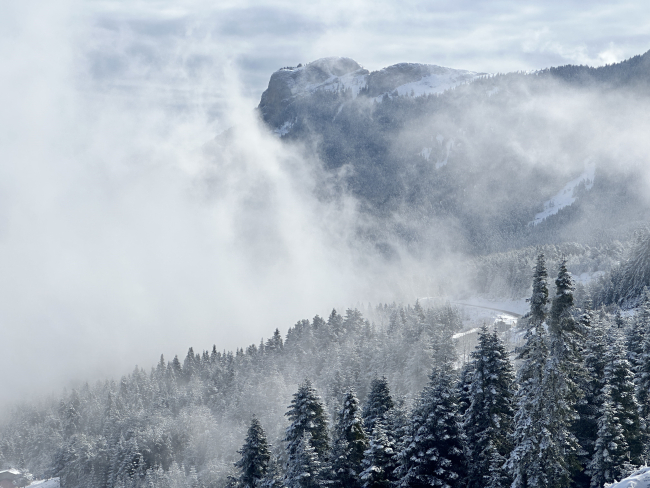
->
529, 252, 550, 325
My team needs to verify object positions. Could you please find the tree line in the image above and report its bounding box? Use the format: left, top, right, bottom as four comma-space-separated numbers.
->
231, 254, 650, 488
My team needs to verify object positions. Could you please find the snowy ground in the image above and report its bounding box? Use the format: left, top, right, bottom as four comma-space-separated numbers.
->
530, 159, 595, 226
421, 297, 528, 363
607, 467, 650, 488
28, 479, 60, 488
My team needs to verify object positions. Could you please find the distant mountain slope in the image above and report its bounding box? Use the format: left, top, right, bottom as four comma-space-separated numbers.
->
256, 52, 650, 256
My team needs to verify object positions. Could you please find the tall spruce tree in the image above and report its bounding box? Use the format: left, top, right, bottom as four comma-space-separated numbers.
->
634, 289, 650, 432
360, 420, 397, 488
508, 254, 567, 488
587, 327, 642, 486
286, 432, 322, 488
398, 365, 466, 488
529, 253, 549, 324
587, 386, 629, 488
506, 317, 549, 488
363, 377, 394, 433
285, 380, 329, 461
285, 380, 329, 488
464, 326, 515, 488
574, 310, 606, 488
236, 417, 271, 488
331, 390, 368, 488
544, 259, 582, 484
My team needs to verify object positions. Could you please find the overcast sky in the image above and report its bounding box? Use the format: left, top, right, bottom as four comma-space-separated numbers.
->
81, 0, 650, 113
1, 0, 649, 407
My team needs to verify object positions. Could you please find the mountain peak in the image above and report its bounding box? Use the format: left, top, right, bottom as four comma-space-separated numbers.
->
258, 57, 482, 130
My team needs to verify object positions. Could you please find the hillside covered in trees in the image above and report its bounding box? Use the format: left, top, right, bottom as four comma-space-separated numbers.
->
3, 253, 650, 488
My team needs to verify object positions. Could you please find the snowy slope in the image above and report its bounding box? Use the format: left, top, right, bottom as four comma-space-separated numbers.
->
376, 66, 481, 100
272, 58, 482, 102
607, 467, 650, 488
530, 160, 596, 226
28, 479, 60, 488
282, 59, 368, 98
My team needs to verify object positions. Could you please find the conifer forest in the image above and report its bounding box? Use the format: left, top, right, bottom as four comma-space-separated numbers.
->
4, 245, 650, 488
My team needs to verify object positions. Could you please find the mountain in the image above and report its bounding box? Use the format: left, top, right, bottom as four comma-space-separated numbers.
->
256, 53, 650, 257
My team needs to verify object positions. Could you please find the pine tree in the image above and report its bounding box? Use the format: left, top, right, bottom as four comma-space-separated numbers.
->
331, 390, 368, 488
285, 380, 329, 484
634, 289, 650, 425
456, 362, 473, 417
574, 310, 606, 488
506, 318, 549, 488
398, 365, 466, 488
509, 257, 588, 488
599, 329, 643, 467
544, 259, 582, 483
285, 432, 322, 488
236, 417, 271, 488
362, 377, 394, 433
529, 253, 549, 324
464, 326, 515, 488
360, 420, 396, 488
587, 386, 628, 488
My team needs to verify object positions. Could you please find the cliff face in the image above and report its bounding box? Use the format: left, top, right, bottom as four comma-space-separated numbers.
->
258, 57, 368, 129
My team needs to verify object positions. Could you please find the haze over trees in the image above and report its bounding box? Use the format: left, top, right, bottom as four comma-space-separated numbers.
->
3, 50, 650, 488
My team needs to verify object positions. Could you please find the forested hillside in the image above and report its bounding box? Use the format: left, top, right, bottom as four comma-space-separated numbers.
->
3, 256, 650, 488
254, 53, 650, 256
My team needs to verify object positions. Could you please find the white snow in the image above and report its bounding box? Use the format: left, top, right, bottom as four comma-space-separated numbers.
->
436, 139, 454, 169
607, 466, 650, 488
28, 479, 60, 488
281, 59, 484, 106
300, 71, 368, 98
453, 327, 481, 340
419, 135, 453, 168
454, 297, 529, 316
530, 160, 596, 226
391, 69, 481, 98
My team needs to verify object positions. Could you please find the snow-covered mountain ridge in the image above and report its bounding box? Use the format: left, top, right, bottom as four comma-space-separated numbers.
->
253, 52, 650, 257
258, 57, 483, 130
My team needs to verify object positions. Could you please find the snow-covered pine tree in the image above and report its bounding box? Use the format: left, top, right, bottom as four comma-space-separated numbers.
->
618, 228, 650, 306
529, 253, 549, 324
573, 309, 606, 488
599, 328, 643, 468
464, 326, 515, 488
285, 432, 322, 488
544, 259, 582, 484
285, 380, 329, 461
586, 326, 642, 488
508, 254, 564, 488
360, 420, 396, 488
456, 362, 473, 417
236, 417, 271, 488
331, 390, 368, 488
362, 377, 394, 433
633, 289, 650, 425
398, 365, 466, 488
587, 385, 629, 488
285, 380, 329, 487
506, 318, 549, 488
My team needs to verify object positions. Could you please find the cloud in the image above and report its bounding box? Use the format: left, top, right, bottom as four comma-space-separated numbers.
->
1, 0, 649, 409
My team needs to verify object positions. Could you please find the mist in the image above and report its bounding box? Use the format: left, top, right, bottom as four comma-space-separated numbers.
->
2, 0, 650, 414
